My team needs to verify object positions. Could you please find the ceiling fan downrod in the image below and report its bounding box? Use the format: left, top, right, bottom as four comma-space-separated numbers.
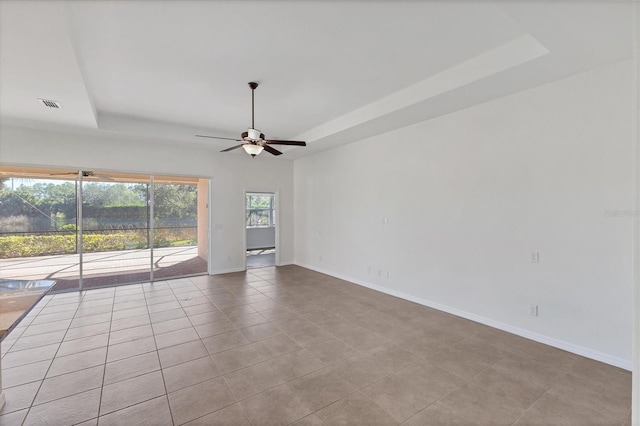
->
249, 82, 258, 130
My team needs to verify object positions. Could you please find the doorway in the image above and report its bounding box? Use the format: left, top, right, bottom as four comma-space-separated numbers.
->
245, 192, 276, 269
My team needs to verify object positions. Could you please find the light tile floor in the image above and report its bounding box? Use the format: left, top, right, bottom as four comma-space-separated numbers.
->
0, 266, 632, 426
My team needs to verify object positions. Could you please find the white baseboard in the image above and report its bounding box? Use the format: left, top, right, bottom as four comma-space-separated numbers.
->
296, 262, 632, 371
209, 267, 246, 275
209, 261, 293, 275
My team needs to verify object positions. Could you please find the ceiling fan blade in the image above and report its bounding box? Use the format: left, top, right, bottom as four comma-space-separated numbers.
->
265, 140, 306, 146
48, 171, 115, 181
220, 144, 245, 152
262, 145, 283, 156
196, 135, 242, 141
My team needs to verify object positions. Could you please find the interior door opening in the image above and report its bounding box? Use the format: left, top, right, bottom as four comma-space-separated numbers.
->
245, 192, 276, 269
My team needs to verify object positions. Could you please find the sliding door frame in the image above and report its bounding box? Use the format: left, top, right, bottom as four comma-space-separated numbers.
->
77, 170, 84, 290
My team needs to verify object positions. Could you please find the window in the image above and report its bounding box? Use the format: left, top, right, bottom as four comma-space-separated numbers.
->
246, 193, 274, 228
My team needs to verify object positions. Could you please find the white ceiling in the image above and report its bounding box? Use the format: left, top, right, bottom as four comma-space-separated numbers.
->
0, 1, 633, 159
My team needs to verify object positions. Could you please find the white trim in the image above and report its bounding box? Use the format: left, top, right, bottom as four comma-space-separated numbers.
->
77, 171, 83, 290
207, 178, 213, 275
277, 261, 294, 266
631, 0, 640, 423
296, 262, 633, 371
244, 189, 279, 270
210, 267, 246, 275
242, 188, 247, 271
274, 191, 281, 267
149, 176, 154, 281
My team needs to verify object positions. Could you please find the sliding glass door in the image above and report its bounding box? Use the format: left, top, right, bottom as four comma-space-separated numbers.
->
0, 175, 80, 291
80, 179, 151, 288
152, 180, 206, 280
0, 166, 208, 292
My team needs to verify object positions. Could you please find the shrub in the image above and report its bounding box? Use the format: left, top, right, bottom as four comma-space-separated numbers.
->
0, 231, 143, 258
0, 234, 75, 258
0, 228, 197, 258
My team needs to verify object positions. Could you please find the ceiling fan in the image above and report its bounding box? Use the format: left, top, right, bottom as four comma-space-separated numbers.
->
49, 171, 114, 181
196, 82, 306, 157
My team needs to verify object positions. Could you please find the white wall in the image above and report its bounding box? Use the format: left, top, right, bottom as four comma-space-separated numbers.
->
0, 125, 294, 273
247, 227, 276, 250
294, 59, 635, 368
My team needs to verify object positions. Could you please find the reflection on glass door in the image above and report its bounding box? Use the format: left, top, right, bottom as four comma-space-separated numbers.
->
80, 179, 151, 288
152, 180, 207, 280
0, 175, 80, 291
0, 166, 208, 292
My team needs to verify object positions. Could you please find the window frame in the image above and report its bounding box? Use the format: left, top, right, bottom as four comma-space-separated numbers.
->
245, 193, 275, 228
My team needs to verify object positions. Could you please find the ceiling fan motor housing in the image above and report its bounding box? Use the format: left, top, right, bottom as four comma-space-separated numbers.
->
247, 128, 262, 141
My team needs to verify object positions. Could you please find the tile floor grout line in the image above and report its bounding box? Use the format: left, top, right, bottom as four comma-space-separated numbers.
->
150, 279, 184, 426
3, 336, 104, 373
271, 313, 492, 424
0, 296, 59, 418
168, 274, 273, 425
197, 329, 416, 424
486, 352, 573, 426
514, 350, 588, 424
302, 358, 426, 423
506, 354, 619, 426
401, 357, 504, 426
6, 312, 392, 392
508, 369, 569, 425
4, 267, 631, 425
97, 394, 169, 423
95, 287, 118, 423
17, 288, 89, 426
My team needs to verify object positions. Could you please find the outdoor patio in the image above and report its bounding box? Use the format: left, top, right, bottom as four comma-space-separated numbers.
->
0, 246, 207, 291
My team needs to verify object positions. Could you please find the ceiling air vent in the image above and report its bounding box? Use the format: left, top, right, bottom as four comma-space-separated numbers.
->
38, 98, 61, 109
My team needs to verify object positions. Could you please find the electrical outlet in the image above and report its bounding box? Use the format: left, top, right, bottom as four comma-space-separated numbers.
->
386, 271, 389, 279
367, 267, 371, 274
530, 252, 540, 263
529, 304, 538, 316
319, 255, 323, 262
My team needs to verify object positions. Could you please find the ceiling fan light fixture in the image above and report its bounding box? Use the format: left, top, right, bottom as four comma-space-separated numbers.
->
243, 144, 264, 157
